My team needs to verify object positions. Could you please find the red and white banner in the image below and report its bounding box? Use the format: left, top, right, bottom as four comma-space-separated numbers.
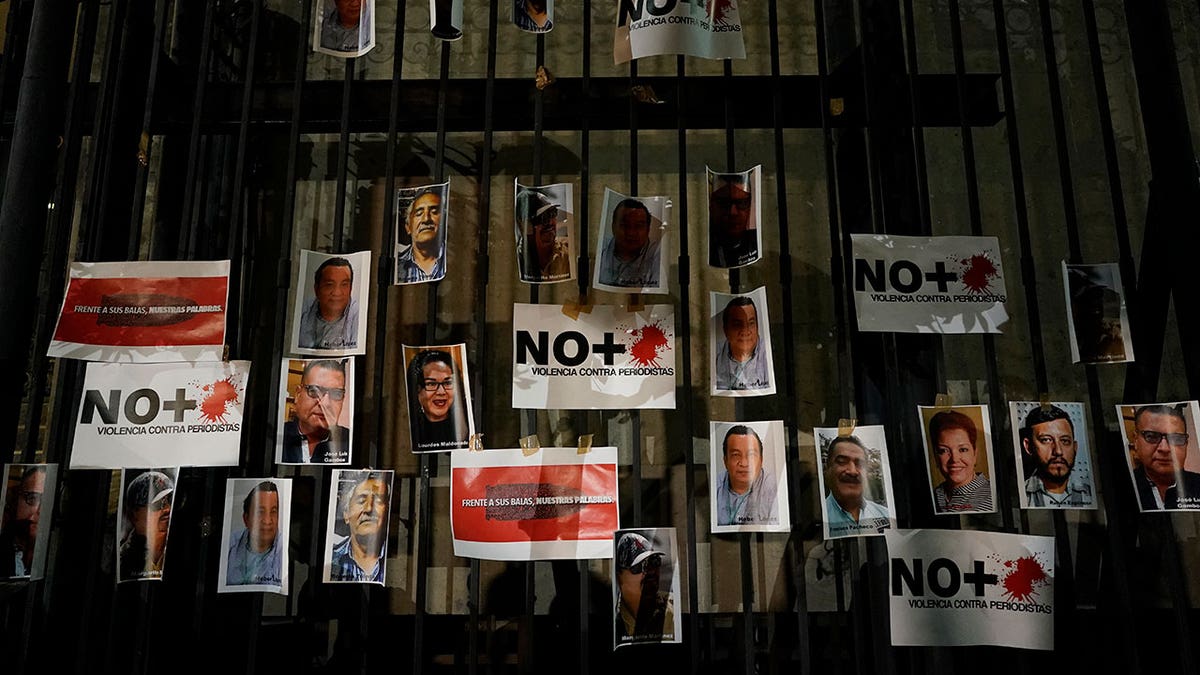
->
49, 261, 230, 362
887, 529, 1055, 650
71, 360, 250, 469
451, 447, 619, 560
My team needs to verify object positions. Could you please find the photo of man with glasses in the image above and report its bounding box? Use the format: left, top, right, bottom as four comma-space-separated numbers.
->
0, 464, 54, 579
1118, 400, 1200, 511
278, 358, 352, 465
707, 166, 761, 269
515, 183, 572, 283
403, 344, 475, 453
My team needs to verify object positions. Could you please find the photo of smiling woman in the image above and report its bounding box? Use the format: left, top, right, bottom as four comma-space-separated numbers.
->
918, 405, 997, 515
403, 344, 475, 453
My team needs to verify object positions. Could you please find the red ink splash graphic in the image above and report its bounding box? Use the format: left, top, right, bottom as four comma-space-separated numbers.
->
628, 322, 669, 367
707, 0, 736, 22
199, 377, 240, 423
959, 254, 998, 294
999, 556, 1049, 602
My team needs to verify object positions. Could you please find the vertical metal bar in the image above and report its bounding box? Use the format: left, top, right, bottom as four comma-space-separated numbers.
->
946, 0, 1013, 533
414, 36, 454, 675
468, 0, 500, 671
1035, 2, 1158, 673
333, 58, 355, 254
853, 0, 886, 232
225, 0, 263, 349
263, 0, 314, 478
177, 1, 216, 255
577, 3, 594, 669
672, 53, 700, 675
626, 59, 642, 528
899, 0, 930, 227
126, 0, 169, 256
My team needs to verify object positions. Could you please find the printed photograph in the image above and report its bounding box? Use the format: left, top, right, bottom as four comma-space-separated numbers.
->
1063, 261, 1134, 364
917, 405, 997, 515
512, 0, 553, 33
117, 468, 179, 583
1116, 400, 1200, 511
0, 463, 57, 579
395, 181, 450, 285
709, 420, 790, 533
708, 165, 762, 269
514, 181, 574, 284
218, 478, 292, 594
403, 343, 475, 452
813, 426, 896, 539
313, 0, 376, 58
710, 286, 775, 397
276, 358, 354, 465
612, 527, 681, 649
592, 188, 670, 294
1009, 401, 1096, 509
290, 249, 370, 356
324, 469, 394, 584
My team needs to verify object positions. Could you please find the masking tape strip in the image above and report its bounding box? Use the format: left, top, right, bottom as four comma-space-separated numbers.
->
519, 434, 540, 457
576, 433, 594, 455
837, 418, 857, 437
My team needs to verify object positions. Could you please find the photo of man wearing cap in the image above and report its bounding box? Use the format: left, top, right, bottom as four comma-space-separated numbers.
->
514, 182, 573, 283
612, 528, 681, 649
117, 468, 179, 582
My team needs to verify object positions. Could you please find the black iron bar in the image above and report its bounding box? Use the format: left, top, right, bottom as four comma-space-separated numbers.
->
126, 0, 169, 257
177, 2, 216, 255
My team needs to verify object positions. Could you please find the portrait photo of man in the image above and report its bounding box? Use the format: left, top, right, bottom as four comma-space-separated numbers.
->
314, 0, 375, 57
395, 182, 450, 285
117, 468, 178, 583
277, 358, 353, 465
710, 421, 789, 533
325, 470, 393, 584
814, 427, 895, 539
1117, 400, 1200, 511
0, 463, 56, 579
514, 182, 573, 283
708, 166, 761, 269
593, 188, 668, 293
1009, 401, 1095, 509
512, 0, 553, 33
1063, 261, 1133, 364
291, 250, 369, 356
919, 405, 996, 515
219, 478, 292, 593
711, 287, 775, 396
612, 528, 681, 649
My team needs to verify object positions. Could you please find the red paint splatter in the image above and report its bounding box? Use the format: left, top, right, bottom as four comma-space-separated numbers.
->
628, 322, 669, 367
1000, 556, 1048, 602
199, 377, 240, 423
707, 0, 736, 22
959, 254, 998, 294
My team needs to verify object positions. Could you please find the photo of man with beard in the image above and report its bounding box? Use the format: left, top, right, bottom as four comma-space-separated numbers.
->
395, 183, 450, 285
325, 470, 393, 584
117, 468, 178, 582
515, 183, 572, 283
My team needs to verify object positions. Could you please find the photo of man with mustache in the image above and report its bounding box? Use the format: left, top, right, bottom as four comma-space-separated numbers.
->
117, 469, 178, 582
1013, 402, 1095, 509
395, 184, 449, 285
819, 435, 892, 538
326, 470, 392, 584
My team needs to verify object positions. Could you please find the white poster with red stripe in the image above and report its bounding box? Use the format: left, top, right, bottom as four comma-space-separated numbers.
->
48, 260, 230, 362
451, 447, 620, 560
886, 529, 1055, 650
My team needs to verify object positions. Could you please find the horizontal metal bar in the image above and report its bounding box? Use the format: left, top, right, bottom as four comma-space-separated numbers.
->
25, 73, 1002, 135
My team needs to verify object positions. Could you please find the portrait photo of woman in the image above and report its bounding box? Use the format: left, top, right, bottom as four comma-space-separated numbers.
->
919, 405, 997, 515
403, 344, 475, 453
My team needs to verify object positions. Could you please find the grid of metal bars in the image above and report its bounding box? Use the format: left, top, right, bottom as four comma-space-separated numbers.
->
1, 0, 1199, 674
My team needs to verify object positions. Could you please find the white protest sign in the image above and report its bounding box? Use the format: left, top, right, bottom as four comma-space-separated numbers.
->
614, 0, 745, 64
